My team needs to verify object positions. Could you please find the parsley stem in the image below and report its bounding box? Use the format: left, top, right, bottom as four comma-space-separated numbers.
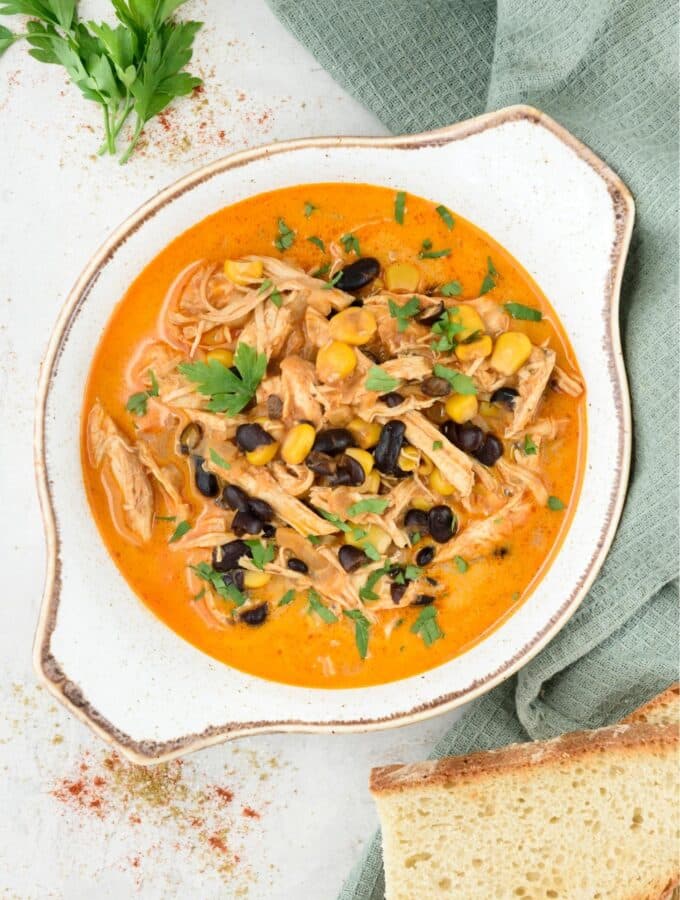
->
103, 105, 115, 156
120, 117, 145, 165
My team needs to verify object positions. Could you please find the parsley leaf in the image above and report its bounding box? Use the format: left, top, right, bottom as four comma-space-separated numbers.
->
209, 448, 231, 469
274, 218, 295, 251
430, 307, 466, 351
307, 589, 338, 623
480, 256, 498, 294
410, 605, 444, 646
278, 589, 295, 607
303, 201, 317, 217
125, 368, 159, 416
435, 205, 455, 230
403, 564, 423, 581
440, 280, 462, 297
259, 278, 284, 308
0, 24, 20, 56
343, 609, 370, 659
362, 542, 381, 561
306, 534, 322, 546
394, 190, 406, 224
547, 495, 565, 511
388, 296, 421, 332
347, 498, 390, 517
419, 238, 451, 260
317, 509, 353, 533
432, 364, 477, 395
454, 555, 468, 573
410, 531, 421, 545
504, 301, 542, 322
359, 565, 392, 603
321, 271, 342, 290
365, 366, 402, 393
340, 232, 360, 255
179, 342, 267, 416
523, 435, 538, 456
307, 235, 325, 252
244, 539, 275, 570
169, 520, 191, 543
432, 440, 443, 451
312, 262, 330, 278
191, 562, 245, 606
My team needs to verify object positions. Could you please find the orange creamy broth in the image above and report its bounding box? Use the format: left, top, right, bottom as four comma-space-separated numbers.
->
81, 182, 586, 689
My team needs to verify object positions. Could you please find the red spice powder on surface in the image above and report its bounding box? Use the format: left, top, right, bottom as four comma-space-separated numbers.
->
242, 807, 260, 819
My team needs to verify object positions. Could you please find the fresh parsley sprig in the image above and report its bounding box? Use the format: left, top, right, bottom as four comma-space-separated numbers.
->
410, 604, 444, 646
388, 296, 420, 333
126, 368, 159, 415
178, 342, 267, 416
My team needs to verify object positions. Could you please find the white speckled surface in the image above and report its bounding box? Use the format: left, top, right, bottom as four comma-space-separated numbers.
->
0, 2, 467, 897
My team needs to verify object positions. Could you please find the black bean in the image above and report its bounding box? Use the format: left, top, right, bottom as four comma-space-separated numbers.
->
212, 539, 251, 572
374, 420, 408, 476
267, 394, 283, 419
192, 455, 219, 497
221, 568, 245, 590
428, 505, 457, 543
493, 545, 510, 558
418, 301, 445, 327
413, 594, 435, 606
440, 420, 459, 445
390, 582, 407, 604
421, 376, 451, 397
338, 545, 368, 573
416, 545, 435, 566
490, 387, 519, 409
336, 257, 380, 292
247, 498, 274, 522
380, 392, 405, 408
455, 423, 484, 454
262, 523, 276, 539
329, 454, 365, 487
236, 423, 274, 453
179, 422, 203, 455
404, 508, 429, 531
426, 576, 438, 586
221, 484, 250, 512
232, 510, 264, 536
287, 557, 309, 574
241, 603, 269, 626
425, 401, 448, 425
305, 451, 336, 476
312, 428, 354, 456
474, 433, 504, 467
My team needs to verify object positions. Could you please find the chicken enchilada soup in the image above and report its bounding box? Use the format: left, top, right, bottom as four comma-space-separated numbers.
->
82, 183, 585, 688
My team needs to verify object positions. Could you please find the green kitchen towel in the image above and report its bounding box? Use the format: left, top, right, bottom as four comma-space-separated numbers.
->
267, 1, 679, 897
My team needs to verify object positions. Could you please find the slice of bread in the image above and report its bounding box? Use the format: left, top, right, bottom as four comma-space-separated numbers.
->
623, 683, 680, 727
371, 688, 680, 900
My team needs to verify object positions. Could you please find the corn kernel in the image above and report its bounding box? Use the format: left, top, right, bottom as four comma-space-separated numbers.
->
418, 455, 434, 476
449, 305, 485, 341
411, 496, 432, 511
281, 423, 316, 465
455, 334, 493, 362
345, 447, 374, 476
224, 259, 264, 285
346, 523, 391, 554
246, 441, 279, 466
398, 446, 420, 472
329, 308, 377, 345
203, 326, 225, 346
243, 571, 271, 589
316, 340, 357, 383
206, 348, 234, 368
385, 261, 420, 292
348, 417, 382, 449
445, 393, 479, 423
429, 468, 455, 496
479, 401, 498, 418
490, 331, 532, 375
361, 470, 381, 493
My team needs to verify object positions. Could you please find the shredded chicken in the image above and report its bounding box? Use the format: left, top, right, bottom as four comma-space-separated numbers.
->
402, 411, 474, 496
280, 356, 323, 426
552, 365, 584, 397
496, 458, 549, 506
505, 346, 556, 438
436, 493, 533, 563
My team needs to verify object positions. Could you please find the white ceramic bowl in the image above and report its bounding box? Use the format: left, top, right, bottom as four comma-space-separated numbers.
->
35, 106, 633, 763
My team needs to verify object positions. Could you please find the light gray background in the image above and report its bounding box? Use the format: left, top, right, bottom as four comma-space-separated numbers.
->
0, 2, 465, 897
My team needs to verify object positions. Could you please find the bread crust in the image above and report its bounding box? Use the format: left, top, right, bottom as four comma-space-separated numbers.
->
623, 683, 679, 725
370, 722, 678, 794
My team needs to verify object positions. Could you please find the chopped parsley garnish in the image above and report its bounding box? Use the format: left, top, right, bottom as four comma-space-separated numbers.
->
278, 589, 296, 607
244, 539, 275, 570
432, 440, 443, 451
347, 498, 390, 517
404, 564, 424, 581
432, 364, 477, 395
307, 235, 326, 252
304, 201, 317, 218
365, 366, 402, 393
209, 448, 231, 469
419, 239, 451, 259
410, 531, 422, 545
191, 562, 246, 606
179, 342, 267, 416
274, 218, 295, 251
504, 301, 542, 321
359, 565, 391, 602
155, 515, 176, 522
430, 307, 466, 351
435, 204, 455, 230
340, 232, 361, 255
307, 534, 322, 546
312, 262, 331, 278
344, 609, 370, 659
258, 278, 283, 308
362, 542, 381, 561
440, 280, 462, 297
523, 435, 538, 455
454, 555, 468, 573
321, 271, 343, 290
547, 495, 565, 511
126, 369, 159, 416
169, 520, 191, 543
307, 589, 338, 623
480, 256, 498, 294
317, 509, 353, 533
192, 588, 206, 602
388, 296, 421, 332
410, 605, 444, 646
394, 191, 406, 224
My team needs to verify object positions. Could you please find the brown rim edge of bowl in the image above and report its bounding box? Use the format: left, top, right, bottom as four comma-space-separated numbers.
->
33, 104, 635, 765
